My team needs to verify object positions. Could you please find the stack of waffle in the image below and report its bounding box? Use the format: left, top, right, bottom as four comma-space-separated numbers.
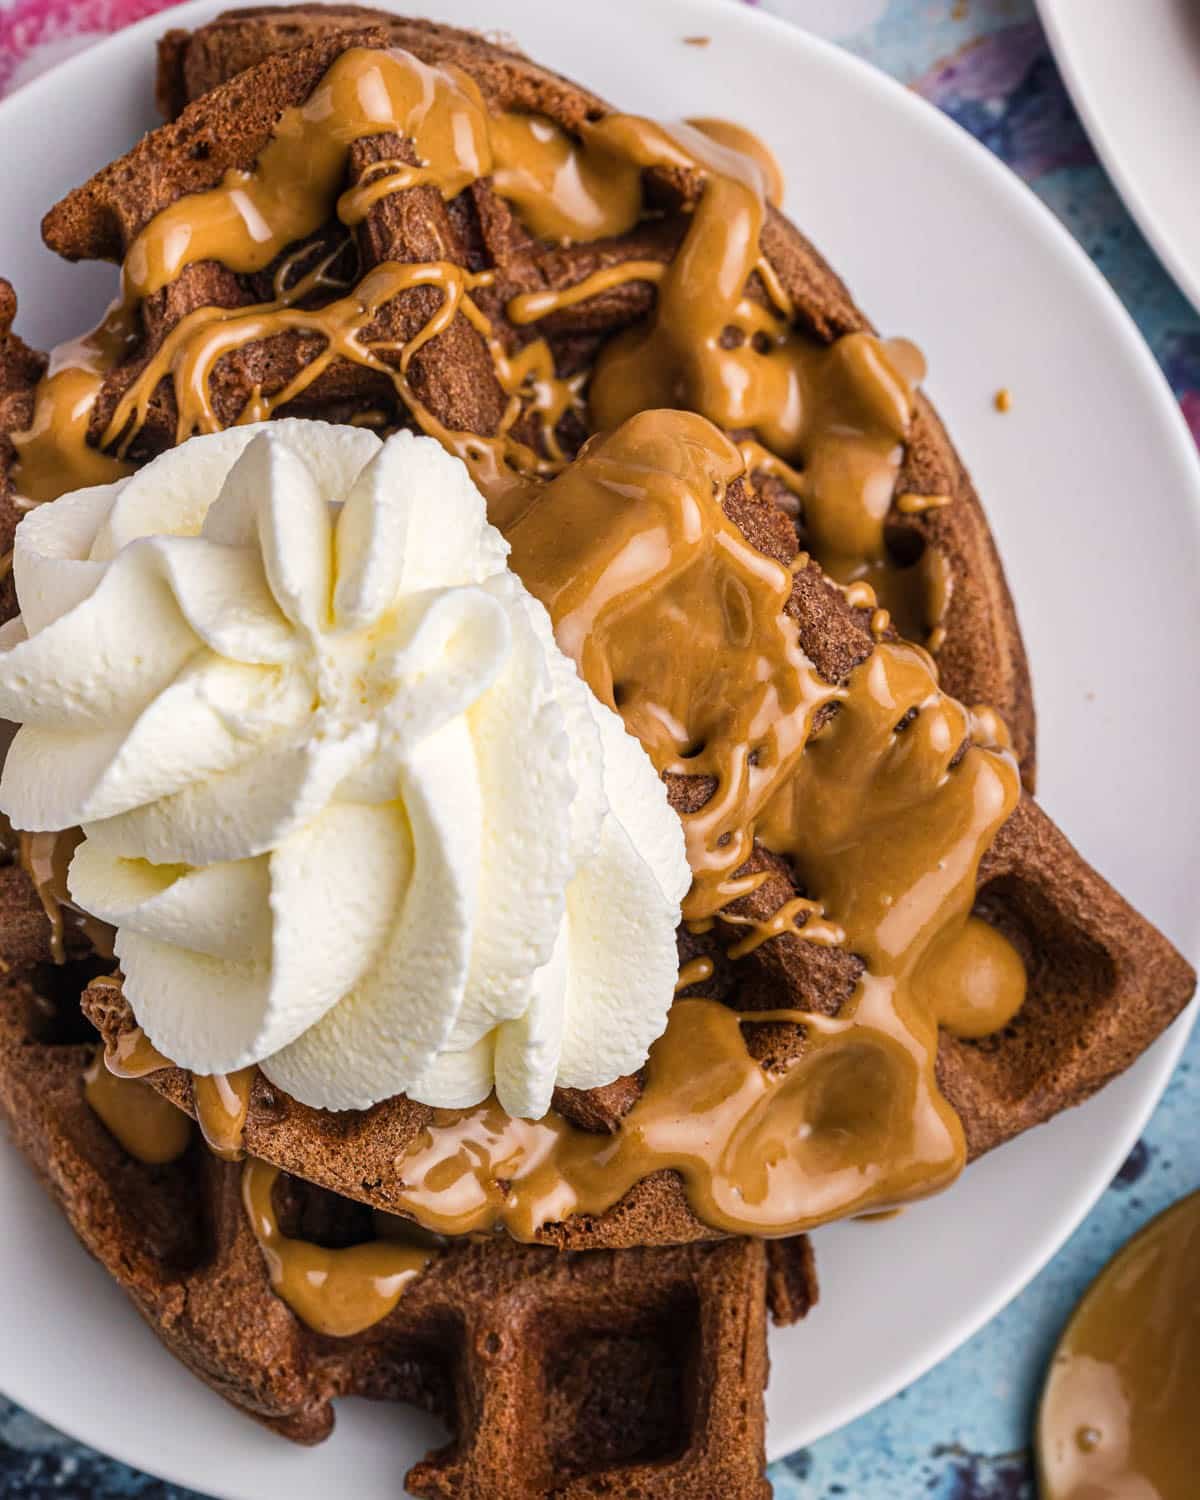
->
0, 11, 1192, 1496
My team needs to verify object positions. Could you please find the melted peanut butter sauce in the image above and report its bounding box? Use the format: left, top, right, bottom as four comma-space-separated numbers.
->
674, 955, 715, 992
192, 1070, 256, 1162
506, 259, 667, 326
357, 411, 1025, 1243
103, 1017, 254, 1162
514, 414, 830, 917
242, 1158, 432, 1337
125, 51, 492, 301
1038, 1190, 1200, 1500
722, 896, 845, 961
581, 114, 924, 557
508, 412, 1015, 923
82, 1049, 192, 1165
10, 306, 138, 503
100, 1018, 173, 1077
12, 47, 934, 636
915, 914, 1025, 1040
389, 994, 973, 1239
11, 48, 636, 509
825, 542, 953, 653
896, 491, 952, 516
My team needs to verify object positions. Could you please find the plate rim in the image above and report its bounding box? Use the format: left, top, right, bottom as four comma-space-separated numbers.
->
0, 0, 1197, 1489
1036, 0, 1200, 317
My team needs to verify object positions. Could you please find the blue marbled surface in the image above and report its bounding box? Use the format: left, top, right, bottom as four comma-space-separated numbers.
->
1, 0, 1198, 1495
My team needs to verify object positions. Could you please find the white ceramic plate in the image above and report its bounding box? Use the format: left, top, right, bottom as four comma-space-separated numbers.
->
0, 1, 1197, 1494
1037, 0, 1200, 315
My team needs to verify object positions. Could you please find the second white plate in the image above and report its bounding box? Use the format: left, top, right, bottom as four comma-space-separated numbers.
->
1038, 0, 1200, 315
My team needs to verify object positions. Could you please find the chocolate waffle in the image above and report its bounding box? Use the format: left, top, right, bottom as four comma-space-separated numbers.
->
36, 8, 1036, 783
0, 12, 1193, 1492
0, 972, 815, 1497
6, 0, 1194, 1249
77, 547, 1194, 1244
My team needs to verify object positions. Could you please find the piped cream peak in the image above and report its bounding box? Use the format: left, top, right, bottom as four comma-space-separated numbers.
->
0, 421, 688, 1119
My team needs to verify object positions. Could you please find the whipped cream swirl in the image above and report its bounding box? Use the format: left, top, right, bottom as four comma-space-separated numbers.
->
0, 423, 688, 1117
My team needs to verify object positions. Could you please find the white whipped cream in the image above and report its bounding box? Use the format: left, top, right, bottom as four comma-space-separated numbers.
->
0, 422, 688, 1118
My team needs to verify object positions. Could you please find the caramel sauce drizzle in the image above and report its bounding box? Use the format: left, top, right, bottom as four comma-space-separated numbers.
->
896, 491, 952, 515
0, 47, 1029, 1285
13, 827, 115, 964
11, 46, 935, 640
674, 955, 714, 992
242, 1158, 432, 1337
103, 1016, 255, 1162
686, 117, 785, 208
388, 995, 965, 1240
82, 1048, 192, 1165
722, 897, 845, 961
